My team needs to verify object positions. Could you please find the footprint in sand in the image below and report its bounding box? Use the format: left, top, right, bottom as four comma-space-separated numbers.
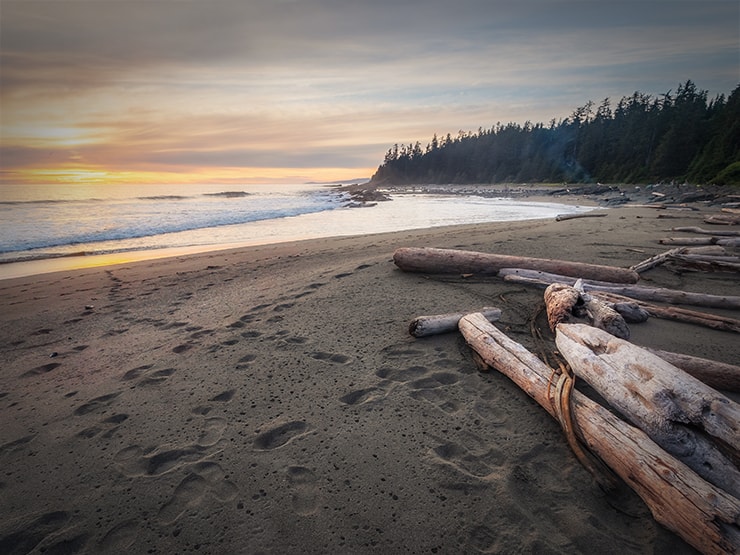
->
375, 365, 428, 383
0, 434, 36, 456
97, 519, 138, 553
20, 362, 62, 378
138, 368, 177, 386
431, 440, 505, 479
73, 392, 120, 416
157, 474, 209, 525
209, 389, 235, 402
253, 420, 309, 450
339, 387, 385, 406
0, 510, 70, 555
192, 461, 238, 502
310, 351, 351, 364
114, 444, 208, 477
157, 462, 237, 525
286, 466, 320, 515
76, 413, 129, 440
197, 417, 227, 447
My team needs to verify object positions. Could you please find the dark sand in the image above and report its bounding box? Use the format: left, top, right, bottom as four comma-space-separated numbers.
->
1, 203, 737, 554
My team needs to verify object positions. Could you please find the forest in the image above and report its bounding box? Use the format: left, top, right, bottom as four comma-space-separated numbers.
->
371, 80, 740, 186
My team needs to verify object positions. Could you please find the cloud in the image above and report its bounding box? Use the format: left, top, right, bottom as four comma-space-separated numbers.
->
1, 0, 738, 183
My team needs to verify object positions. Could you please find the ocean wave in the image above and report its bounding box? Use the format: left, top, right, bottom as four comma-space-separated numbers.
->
202, 191, 251, 198
137, 195, 190, 201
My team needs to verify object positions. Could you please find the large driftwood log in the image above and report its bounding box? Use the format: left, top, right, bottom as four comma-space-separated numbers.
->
705, 215, 740, 225
458, 313, 740, 554
660, 237, 740, 247
646, 348, 740, 393
674, 226, 740, 236
591, 291, 740, 333
409, 307, 501, 337
668, 253, 740, 272
500, 267, 740, 310
556, 323, 740, 498
392, 247, 640, 283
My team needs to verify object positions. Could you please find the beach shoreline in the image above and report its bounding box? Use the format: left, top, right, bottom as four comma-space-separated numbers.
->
0, 190, 600, 281
1, 199, 737, 553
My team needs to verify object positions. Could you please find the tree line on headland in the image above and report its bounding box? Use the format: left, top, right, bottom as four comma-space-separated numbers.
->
371, 80, 740, 186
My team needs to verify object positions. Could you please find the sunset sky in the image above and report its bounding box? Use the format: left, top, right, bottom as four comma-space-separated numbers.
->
1, 0, 738, 185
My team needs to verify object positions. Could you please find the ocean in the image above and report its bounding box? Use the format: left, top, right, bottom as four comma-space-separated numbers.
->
0, 182, 592, 279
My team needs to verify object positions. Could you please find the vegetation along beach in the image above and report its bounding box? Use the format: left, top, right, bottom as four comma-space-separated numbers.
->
1, 1, 739, 553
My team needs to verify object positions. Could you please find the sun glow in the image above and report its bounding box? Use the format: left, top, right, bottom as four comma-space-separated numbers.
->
6, 166, 374, 186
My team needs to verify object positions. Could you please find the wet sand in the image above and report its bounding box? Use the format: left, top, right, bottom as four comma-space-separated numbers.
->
1, 203, 737, 554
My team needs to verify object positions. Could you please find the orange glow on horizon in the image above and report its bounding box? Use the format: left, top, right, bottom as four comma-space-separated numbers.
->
2, 165, 375, 186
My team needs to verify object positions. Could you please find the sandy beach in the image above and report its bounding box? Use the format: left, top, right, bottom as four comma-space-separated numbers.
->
1, 201, 737, 554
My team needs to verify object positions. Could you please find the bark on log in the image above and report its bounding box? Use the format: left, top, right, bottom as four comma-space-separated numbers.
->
499, 268, 740, 310
555, 212, 608, 222
543, 283, 629, 338
392, 247, 640, 283
458, 313, 740, 554
673, 226, 740, 236
590, 291, 740, 333
543, 283, 581, 330
409, 307, 502, 337
556, 323, 740, 498
646, 348, 740, 393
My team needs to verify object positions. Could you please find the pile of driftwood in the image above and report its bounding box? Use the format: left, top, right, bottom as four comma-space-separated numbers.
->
396, 244, 739, 554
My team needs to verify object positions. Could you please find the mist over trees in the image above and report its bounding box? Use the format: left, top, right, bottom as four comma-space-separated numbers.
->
371, 80, 740, 186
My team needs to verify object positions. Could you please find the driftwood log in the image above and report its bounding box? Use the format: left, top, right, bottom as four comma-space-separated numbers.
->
409, 307, 501, 337
660, 237, 740, 247
630, 247, 685, 273
555, 212, 608, 222
668, 253, 740, 272
556, 323, 740, 499
646, 348, 740, 393
672, 226, 740, 237
499, 267, 740, 310
458, 313, 740, 554
543, 282, 629, 339
392, 247, 639, 283
591, 291, 740, 334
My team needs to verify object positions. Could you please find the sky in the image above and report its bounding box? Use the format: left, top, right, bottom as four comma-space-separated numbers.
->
1, 0, 738, 186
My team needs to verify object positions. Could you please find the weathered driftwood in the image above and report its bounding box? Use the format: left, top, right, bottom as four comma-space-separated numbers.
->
611, 302, 650, 323
668, 253, 740, 272
555, 211, 608, 222
543, 283, 629, 339
556, 323, 740, 499
705, 215, 740, 225
646, 348, 740, 393
458, 313, 740, 554
392, 247, 640, 283
659, 237, 718, 246
499, 267, 740, 310
630, 247, 684, 273
672, 226, 740, 237
409, 307, 501, 337
591, 291, 740, 334
659, 237, 740, 247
